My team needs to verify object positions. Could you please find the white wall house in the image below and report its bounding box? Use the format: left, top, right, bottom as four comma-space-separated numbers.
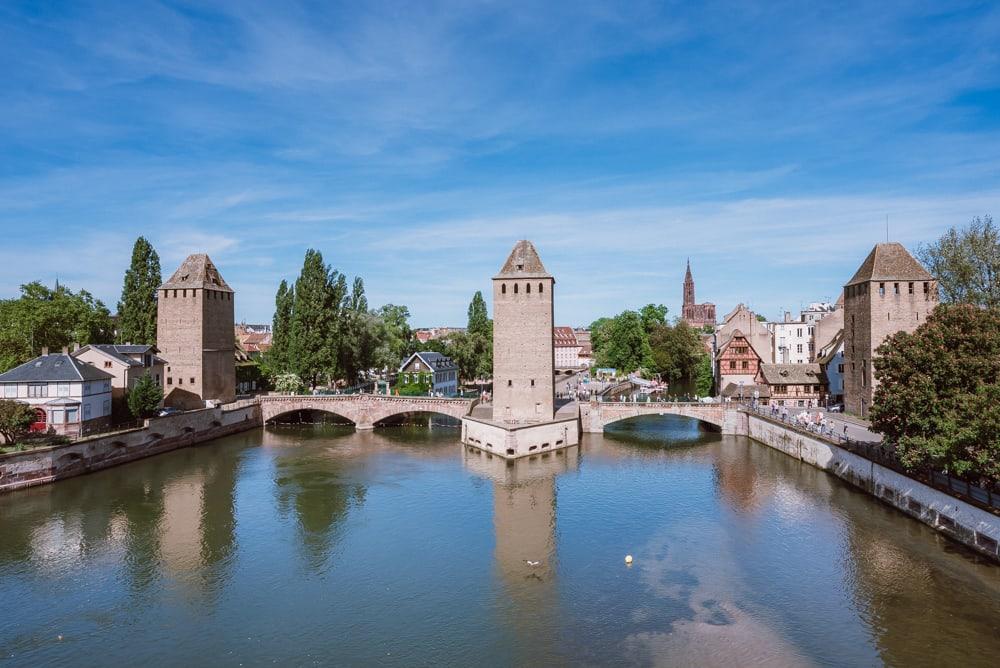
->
0, 352, 114, 438
73, 344, 165, 421
553, 327, 582, 368
399, 352, 459, 396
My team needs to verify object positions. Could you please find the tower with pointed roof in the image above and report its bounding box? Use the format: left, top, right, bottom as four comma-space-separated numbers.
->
157, 253, 236, 408
681, 260, 716, 328
843, 242, 936, 417
492, 240, 555, 422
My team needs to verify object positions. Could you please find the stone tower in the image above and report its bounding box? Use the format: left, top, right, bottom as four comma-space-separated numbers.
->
683, 259, 696, 309
492, 240, 555, 423
157, 254, 236, 409
843, 242, 936, 418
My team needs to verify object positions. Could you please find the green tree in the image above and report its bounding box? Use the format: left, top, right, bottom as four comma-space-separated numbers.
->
648, 320, 705, 384
372, 304, 413, 370
594, 310, 650, 373
289, 250, 338, 388
639, 304, 668, 334
870, 304, 1000, 484
467, 291, 490, 338
116, 237, 162, 345
127, 373, 164, 419
262, 279, 295, 378
0, 399, 35, 444
695, 354, 714, 396
917, 215, 1000, 308
274, 372, 304, 394
0, 282, 114, 372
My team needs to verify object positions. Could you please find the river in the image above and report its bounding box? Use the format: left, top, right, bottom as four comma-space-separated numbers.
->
2, 415, 999, 667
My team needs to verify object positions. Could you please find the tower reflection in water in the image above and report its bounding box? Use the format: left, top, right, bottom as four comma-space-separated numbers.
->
463, 445, 579, 660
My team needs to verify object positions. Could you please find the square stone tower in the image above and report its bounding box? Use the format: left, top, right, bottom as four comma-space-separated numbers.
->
157, 254, 236, 409
843, 242, 936, 418
492, 240, 555, 423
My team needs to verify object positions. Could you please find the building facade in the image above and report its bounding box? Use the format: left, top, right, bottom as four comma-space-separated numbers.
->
399, 351, 459, 396
157, 254, 236, 409
553, 327, 582, 368
843, 243, 937, 417
0, 352, 113, 438
492, 240, 555, 423
681, 260, 716, 329
769, 318, 815, 364
817, 330, 845, 405
716, 330, 766, 394
73, 344, 165, 420
755, 363, 827, 408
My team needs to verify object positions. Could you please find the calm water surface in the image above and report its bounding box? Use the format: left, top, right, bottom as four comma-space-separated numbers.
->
2, 416, 999, 667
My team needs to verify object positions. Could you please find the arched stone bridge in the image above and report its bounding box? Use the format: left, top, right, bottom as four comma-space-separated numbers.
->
580, 401, 747, 435
258, 394, 477, 430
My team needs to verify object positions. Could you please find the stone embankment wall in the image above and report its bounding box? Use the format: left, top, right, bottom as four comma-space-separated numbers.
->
748, 413, 1000, 562
0, 403, 261, 493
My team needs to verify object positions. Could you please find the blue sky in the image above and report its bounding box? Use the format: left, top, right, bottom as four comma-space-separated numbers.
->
1, 1, 998, 327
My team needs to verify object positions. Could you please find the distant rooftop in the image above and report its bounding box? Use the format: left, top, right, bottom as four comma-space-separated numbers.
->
0, 353, 114, 383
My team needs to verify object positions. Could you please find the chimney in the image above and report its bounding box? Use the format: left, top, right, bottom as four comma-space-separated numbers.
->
41, 346, 49, 356
72, 342, 80, 353
784, 311, 792, 323
62, 346, 69, 355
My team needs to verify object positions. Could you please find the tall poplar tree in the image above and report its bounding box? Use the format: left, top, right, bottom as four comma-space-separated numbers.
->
262, 279, 294, 377
467, 291, 490, 338
290, 250, 336, 387
116, 237, 161, 344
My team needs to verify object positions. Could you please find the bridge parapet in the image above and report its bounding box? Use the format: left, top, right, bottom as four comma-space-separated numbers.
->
258, 394, 476, 429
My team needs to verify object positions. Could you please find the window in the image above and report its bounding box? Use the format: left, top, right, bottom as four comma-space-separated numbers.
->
797, 328, 802, 337
894, 283, 900, 295
51, 410, 64, 425
3, 384, 15, 398
84, 404, 92, 420
539, 283, 543, 293
908, 282, 914, 294
514, 283, 518, 294
104, 361, 113, 368
861, 360, 867, 387
729, 361, 736, 369
526, 283, 531, 294
530, 379, 535, 386
190, 377, 195, 384
66, 407, 78, 423
507, 379, 512, 387
797, 344, 803, 353
167, 377, 173, 385
879, 282, 885, 296
103, 400, 111, 415
501, 283, 506, 294
57, 382, 70, 397
178, 378, 183, 385
173, 289, 177, 298
838, 364, 844, 373
28, 383, 47, 398
741, 361, 748, 369
813, 385, 821, 392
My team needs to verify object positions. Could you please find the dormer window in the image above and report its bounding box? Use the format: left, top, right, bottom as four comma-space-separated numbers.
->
516, 263, 524, 270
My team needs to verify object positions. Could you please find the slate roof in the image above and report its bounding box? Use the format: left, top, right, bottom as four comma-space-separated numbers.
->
400, 351, 458, 373
757, 363, 827, 386
721, 382, 771, 398
161, 253, 233, 292
845, 243, 933, 286
495, 240, 552, 279
0, 354, 114, 383
77, 344, 158, 368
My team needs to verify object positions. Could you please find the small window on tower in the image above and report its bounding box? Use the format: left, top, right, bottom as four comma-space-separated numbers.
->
531, 379, 535, 386
514, 284, 519, 294
507, 380, 512, 387
190, 377, 195, 384
526, 283, 531, 294
501, 284, 507, 294
539, 283, 543, 293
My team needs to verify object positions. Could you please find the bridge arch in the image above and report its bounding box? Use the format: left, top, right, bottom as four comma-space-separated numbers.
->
258, 395, 476, 431
264, 407, 357, 426
581, 401, 740, 434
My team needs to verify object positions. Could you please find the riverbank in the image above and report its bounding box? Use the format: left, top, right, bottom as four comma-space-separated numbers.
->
0, 402, 261, 493
746, 411, 1000, 562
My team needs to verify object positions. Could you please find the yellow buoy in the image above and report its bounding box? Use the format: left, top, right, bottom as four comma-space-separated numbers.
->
625, 554, 633, 565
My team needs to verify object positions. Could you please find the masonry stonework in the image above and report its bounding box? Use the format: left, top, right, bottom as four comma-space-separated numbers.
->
492, 240, 555, 423
157, 254, 236, 409
843, 243, 936, 417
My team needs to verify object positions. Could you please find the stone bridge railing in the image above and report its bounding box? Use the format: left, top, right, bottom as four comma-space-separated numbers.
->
257, 394, 477, 429
580, 400, 747, 435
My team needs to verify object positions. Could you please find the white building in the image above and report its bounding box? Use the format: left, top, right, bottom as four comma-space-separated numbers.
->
73, 344, 165, 420
398, 352, 459, 396
768, 304, 837, 364
0, 351, 113, 438
553, 327, 582, 368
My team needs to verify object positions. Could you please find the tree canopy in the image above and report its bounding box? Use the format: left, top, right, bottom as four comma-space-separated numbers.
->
870, 304, 1000, 484
917, 215, 1000, 308
0, 282, 114, 372
116, 237, 161, 345
0, 399, 36, 444
127, 373, 164, 419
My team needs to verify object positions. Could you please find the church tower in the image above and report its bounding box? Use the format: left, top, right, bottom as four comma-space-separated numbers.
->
492, 240, 555, 423
683, 259, 696, 310
157, 254, 236, 409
